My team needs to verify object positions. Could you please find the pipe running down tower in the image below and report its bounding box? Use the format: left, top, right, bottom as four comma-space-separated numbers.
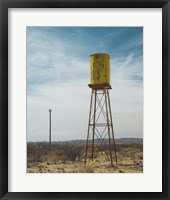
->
85, 53, 117, 167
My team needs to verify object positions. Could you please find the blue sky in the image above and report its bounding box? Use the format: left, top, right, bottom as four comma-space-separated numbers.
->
27, 27, 143, 142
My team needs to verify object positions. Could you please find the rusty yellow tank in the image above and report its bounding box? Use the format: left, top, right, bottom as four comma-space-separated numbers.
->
90, 53, 110, 85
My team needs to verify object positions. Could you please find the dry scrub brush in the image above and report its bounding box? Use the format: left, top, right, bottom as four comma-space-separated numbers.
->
60, 143, 85, 162
27, 142, 85, 164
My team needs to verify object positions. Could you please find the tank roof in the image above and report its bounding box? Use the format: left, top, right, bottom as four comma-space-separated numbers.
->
90, 53, 110, 57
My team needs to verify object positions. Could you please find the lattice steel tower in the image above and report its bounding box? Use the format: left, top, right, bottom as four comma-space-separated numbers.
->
85, 53, 117, 167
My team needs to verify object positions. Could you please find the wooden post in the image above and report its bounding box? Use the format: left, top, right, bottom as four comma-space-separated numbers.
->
49, 109, 52, 145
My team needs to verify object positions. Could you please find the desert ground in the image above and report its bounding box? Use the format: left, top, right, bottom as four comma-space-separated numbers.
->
27, 141, 143, 173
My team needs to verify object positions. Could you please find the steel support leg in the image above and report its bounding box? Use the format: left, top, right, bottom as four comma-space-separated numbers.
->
104, 89, 113, 167
85, 90, 93, 164
107, 90, 118, 164
91, 90, 97, 161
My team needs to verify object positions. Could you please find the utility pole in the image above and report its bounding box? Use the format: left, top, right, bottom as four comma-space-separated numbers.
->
49, 109, 52, 145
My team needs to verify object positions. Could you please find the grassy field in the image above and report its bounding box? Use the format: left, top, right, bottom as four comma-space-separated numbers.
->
27, 142, 143, 173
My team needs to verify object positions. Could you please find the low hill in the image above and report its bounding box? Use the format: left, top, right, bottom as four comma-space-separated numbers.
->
28, 138, 143, 145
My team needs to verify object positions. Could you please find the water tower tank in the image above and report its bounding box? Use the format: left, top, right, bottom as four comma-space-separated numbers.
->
90, 53, 110, 85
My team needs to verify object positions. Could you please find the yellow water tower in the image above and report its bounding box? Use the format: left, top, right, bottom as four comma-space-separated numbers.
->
85, 53, 117, 167
90, 53, 110, 85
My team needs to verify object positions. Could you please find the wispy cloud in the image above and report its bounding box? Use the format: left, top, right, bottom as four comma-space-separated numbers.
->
27, 27, 143, 142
